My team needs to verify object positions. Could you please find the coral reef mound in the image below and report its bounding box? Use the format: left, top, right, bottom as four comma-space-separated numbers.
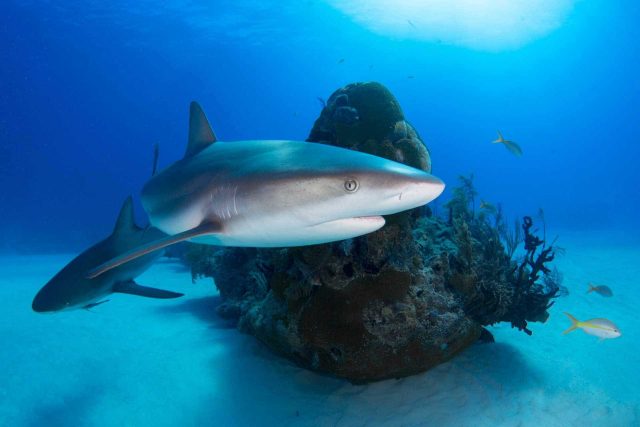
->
309, 82, 432, 173
184, 82, 560, 382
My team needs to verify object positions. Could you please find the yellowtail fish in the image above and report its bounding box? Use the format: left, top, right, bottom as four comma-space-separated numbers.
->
587, 283, 613, 297
479, 200, 496, 212
563, 312, 621, 340
492, 131, 523, 156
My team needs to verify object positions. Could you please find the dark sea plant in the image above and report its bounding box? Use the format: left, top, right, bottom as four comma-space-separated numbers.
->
501, 218, 523, 260
445, 175, 561, 336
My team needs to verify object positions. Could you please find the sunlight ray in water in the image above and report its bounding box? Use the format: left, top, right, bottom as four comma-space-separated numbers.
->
326, 0, 579, 51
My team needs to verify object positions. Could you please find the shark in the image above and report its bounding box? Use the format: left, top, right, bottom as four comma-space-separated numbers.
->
492, 130, 523, 156
32, 197, 183, 313
88, 102, 446, 278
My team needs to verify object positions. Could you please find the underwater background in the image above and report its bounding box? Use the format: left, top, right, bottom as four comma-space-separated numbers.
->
1, 1, 639, 426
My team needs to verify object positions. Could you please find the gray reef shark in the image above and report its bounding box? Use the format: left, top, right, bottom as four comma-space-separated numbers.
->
32, 197, 183, 312
88, 102, 446, 278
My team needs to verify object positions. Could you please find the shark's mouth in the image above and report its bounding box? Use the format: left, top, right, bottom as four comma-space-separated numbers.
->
311, 215, 386, 230
353, 215, 385, 223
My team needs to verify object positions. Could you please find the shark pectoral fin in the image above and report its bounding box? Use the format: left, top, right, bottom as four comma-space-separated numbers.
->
86, 222, 222, 279
114, 280, 184, 299
83, 299, 110, 310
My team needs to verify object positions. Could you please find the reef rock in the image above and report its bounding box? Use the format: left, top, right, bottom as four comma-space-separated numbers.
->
185, 82, 558, 382
309, 82, 432, 173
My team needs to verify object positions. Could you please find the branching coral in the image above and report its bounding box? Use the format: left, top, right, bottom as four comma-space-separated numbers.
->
501, 218, 523, 260
502, 216, 560, 335
444, 174, 476, 224
442, 179, 561, 336
520, 216, 554, 281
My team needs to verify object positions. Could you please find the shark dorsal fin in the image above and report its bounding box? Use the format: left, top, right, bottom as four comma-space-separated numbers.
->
185, 101, 216, 159
113, 196, 137, 235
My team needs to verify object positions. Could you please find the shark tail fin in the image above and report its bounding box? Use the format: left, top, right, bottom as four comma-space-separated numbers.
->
87, 221, 222, 279
114, 280, 183, 299
587, 283, 595, 293
113, 196, 138, 236
185, 102, 216, 159
563, 312, 580, 335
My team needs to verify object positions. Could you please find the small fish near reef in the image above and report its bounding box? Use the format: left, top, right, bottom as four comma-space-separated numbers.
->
492, 131, 523, 156
479, 200, 497, 213
587, 283, 613, 297
563, 312, 621, 340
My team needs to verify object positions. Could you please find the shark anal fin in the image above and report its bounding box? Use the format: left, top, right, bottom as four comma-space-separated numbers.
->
114, 280, 183, 299
87, 221, 222, 279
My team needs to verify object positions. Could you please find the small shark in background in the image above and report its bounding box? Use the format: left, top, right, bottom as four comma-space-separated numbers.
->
492, 131, 523, 156
87, 102, 446, 278
587, 283, 614, 297
563, 312, 621, 340
32, 197, 183, 313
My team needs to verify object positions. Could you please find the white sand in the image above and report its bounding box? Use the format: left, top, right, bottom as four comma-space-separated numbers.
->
0, 232, 638, 426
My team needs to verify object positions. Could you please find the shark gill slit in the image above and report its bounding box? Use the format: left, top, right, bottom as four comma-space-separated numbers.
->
233, 185, 238, 216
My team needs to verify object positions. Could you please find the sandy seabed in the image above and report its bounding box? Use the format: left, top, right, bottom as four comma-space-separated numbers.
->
1, 231, 638, 427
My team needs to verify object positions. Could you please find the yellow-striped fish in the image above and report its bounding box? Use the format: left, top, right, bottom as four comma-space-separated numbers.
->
492, 131, 523, 156
563, 312, 621, 340
479, 200, 496, 212
587, 283, 613, 297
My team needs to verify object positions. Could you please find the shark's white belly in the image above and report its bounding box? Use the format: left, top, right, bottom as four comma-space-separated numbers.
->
189, 215, 385, 247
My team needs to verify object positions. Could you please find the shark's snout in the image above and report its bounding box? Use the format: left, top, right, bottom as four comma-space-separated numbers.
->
32, 282, 68, 313
376, 171, 445, 215
31, 291, 51, 313
402, 174, 446, 206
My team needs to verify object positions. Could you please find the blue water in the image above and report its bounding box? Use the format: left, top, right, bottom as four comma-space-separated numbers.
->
1, 1, 639, 426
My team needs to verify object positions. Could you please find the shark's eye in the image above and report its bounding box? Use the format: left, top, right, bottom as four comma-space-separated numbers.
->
344, 179, 359, 193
